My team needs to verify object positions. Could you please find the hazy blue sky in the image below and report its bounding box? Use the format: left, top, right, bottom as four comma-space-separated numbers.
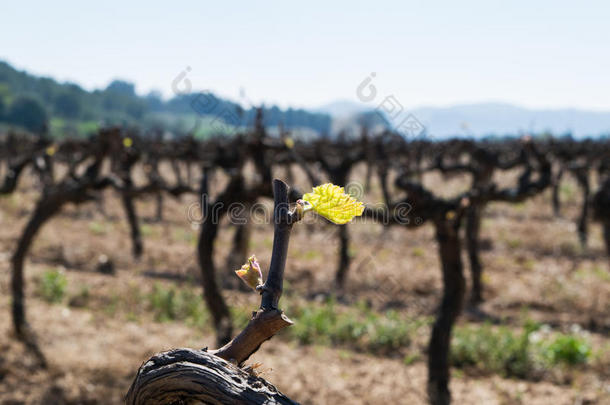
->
1, 1, 609, 110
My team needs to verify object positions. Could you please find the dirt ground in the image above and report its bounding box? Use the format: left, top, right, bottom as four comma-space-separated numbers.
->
0, 164, 609, 404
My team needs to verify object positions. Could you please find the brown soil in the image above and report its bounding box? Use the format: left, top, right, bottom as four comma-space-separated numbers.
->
0, 164, 608, 404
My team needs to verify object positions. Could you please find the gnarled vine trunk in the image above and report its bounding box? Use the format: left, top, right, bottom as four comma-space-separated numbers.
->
465, 205, 483, 305
11, 196, 62, 368
125, 349, 298, 405
427, 218, 465, 405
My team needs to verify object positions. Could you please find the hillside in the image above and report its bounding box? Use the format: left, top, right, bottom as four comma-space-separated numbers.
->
0, 61, 331, 137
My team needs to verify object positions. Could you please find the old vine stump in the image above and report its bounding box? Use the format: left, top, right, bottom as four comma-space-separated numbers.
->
126, 348, 298, 405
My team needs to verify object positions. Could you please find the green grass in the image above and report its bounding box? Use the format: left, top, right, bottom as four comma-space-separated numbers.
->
147, 283, 208, 326
302, 249, 321, 260
560, 183, 576, 201
59, 278, 598, 370
507, 238, 522, 249
31, 269, 599, 373
38, 269, 68, 303
512, 202, 526, 212
403, 352, 420, 365
451, 321, 592, 378
103, 293, 121, 316
412, 247, 425, 257
140, 224, 155, 238
143, 286, 427, 355
574, 266, 610, 282
172, 229, 197, 245
88, 221, 108, 235
542, 333, 592, 365
285, 298, 427, 354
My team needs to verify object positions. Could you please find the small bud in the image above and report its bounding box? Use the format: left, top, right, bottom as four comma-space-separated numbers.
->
235, 254, 263, 291
294, 199, 312, 221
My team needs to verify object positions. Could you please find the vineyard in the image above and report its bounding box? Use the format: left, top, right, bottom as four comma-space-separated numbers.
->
1, 122, 609, 404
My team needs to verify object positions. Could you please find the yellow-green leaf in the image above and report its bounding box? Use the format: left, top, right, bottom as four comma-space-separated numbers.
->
302, 183, 364, 224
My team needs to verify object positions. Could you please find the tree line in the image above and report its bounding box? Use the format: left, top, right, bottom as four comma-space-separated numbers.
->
0, 60, 331, 136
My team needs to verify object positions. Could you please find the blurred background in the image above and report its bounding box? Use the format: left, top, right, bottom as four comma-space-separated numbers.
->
2, 1, 610, 139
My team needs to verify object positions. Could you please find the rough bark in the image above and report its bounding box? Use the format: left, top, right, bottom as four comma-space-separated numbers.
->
260, 180, 294, 310
574, 168, 590, 248
592, 175, 610, 264
211, 309, 292, 365
121, 185, 143, 259
155, 191, 164, 222
198, 199, 233, 346
11, 199, 61, 338
10, 197, 64, 368
10, 159, 111, 365
552, 165, 564, 217
197, 172, 253, 345
326, 168, 351, 289
602, 219, 610, 258
0, 156, 29, 194
427, 218, 465, 405
378, 164, 391, 208
334, 224, 350, 289
125, 349, 298, 405
465, 205, 483, 305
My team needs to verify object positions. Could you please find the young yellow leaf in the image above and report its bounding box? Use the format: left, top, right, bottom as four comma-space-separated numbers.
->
302, 183, 364, 224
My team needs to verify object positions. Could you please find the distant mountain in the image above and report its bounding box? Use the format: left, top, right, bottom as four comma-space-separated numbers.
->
411, 102, 610, 138
318, 100, 610, 138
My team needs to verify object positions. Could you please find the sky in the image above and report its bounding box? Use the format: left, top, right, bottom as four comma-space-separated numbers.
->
1, 1, 609, 111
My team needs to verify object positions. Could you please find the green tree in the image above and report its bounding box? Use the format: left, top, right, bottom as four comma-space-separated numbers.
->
54, 91, 81, 119
106, 80, 136, 96
7, 95, 48, 133
0, 83, 10, 119
145, 90, 164, 112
